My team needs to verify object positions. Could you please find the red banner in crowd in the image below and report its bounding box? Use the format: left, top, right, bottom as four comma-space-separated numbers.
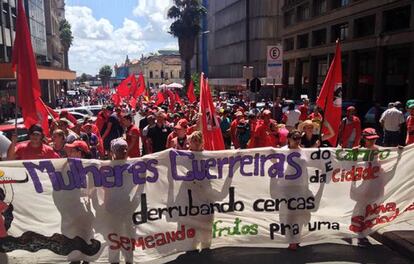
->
316, 41, 342, 146
199, 73, 225, 150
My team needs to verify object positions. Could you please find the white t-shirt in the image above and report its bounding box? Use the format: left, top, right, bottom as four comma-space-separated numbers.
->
285, 110, 301, 127
380, 107, 405, 132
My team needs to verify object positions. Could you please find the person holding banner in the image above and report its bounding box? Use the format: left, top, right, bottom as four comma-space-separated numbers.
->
7, 124, 59, 160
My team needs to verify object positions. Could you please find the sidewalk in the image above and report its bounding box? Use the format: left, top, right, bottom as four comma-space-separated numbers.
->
371, 220, 414, 260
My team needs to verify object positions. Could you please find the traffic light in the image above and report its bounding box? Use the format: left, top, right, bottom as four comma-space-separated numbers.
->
250, 77, 261, 93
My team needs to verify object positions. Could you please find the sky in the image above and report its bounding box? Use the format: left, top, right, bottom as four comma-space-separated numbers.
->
65, 0, 177, 76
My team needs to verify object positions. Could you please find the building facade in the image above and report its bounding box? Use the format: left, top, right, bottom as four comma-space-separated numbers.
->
0, 0, 75, 107
115, 51, 182, 89
206, 0, 283, 93
282, 0, 414, 104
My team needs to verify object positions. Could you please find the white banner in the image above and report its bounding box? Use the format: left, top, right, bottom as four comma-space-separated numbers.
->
0, 146, 413, 263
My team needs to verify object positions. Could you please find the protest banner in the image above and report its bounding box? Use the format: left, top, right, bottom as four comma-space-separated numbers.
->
0, 146, 413, 263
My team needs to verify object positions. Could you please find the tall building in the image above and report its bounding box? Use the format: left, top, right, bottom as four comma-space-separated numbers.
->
0, 0, 75, 107
206, 0, 283, 93
281, 0, 414, 103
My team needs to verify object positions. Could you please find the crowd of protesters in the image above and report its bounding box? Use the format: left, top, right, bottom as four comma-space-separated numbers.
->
3, 93, 413, 163
1, 90, 413, 255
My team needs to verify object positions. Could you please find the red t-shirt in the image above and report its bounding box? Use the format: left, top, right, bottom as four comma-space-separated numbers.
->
15, 142, 60, 160
407, 115, 414, 145
126, 125, 141, 158
253, 120, 272, 148
298, 105, 308, 121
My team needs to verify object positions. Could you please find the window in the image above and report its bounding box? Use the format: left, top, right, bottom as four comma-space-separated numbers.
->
313, 0, 327, 16
284, 9, 295, 26
312, 29, 327, 46
297, 34, 309, 49
170, 71, 174, 78
284, 38, 294, 51
161, 70, 164, 78
354, 15, 375, 38
332, 0, 349, 9
2, 3, 11, 29
383, 6, 411, 32
0, 45, 5, 63
331, 23, 349, 42
297, 4, 310, 22
149, 71, 153, 78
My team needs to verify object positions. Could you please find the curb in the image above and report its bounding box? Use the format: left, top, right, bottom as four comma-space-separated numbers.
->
371, 231, 414, 260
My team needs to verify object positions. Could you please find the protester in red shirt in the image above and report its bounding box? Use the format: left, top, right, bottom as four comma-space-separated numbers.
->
65, 140, 91, 159
7, 124, 60, 160
122, 113, 140, 158
251, 110, 272, 148
96, 106, 111, 135
170, 124, 189, 150
308, 107, 323, 125
338, 106, 362, 148
406, 100, 414, 145
230, 111, 243, 149
166, 119, 188, 148
298, 98, 309, 121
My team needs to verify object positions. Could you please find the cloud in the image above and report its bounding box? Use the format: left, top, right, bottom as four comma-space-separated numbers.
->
66, 2, 176, 75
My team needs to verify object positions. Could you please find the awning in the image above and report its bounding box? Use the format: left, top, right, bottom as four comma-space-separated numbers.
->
0, 63, 76, 80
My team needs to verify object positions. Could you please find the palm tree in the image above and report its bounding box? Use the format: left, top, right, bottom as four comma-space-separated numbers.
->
99, 65, 113, 87
168, 0, 206, 89
59, 19, 74, 70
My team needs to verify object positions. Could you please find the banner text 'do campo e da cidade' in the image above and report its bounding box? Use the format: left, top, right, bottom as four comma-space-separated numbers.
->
0, 146, 413, 263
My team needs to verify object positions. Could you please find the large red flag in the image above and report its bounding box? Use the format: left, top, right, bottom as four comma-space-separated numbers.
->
11, 0, 42, 129
117, 75, 136, 98
111, 93, 121, 106
187, 80, 196, 103
316, 41, 342, 146
165, 90, 176, 111
131, 73, 146, 98
199, 73, 224, 150
175, 92, 184, 105
155, 91, 165, 106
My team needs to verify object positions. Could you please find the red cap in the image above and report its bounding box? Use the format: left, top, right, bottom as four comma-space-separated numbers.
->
362, 128, 379, 140
177, 118, 188, 128
65, 140, 90, 153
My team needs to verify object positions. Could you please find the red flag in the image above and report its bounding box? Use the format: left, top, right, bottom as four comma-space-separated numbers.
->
155, 91, 165, 106
199, 73, 225, 150
165, 90, 176, 111
44, 103, 59, 119
175, 92, 184, 105
187, 80, 196, 103
117, 75, 136, 98
11, 0, 42, 129
131, 73, 146, 98
111, 93, 121, 106
129, 97, 137, 109
35, 99, 51, 137
316, 41, 342, 146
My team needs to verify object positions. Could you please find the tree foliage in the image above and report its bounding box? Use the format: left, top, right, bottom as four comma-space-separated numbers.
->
99, 65, 113, 86
168, 0, 206, 88
59, 19, 74, 50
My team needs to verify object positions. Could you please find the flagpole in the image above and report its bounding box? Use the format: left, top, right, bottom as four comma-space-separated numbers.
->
319, 39, 339, 146
14, 73, 18, 135
39, 98, 57, 122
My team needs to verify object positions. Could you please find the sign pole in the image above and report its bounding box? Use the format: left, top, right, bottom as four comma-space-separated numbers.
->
272, 78, 276, 103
